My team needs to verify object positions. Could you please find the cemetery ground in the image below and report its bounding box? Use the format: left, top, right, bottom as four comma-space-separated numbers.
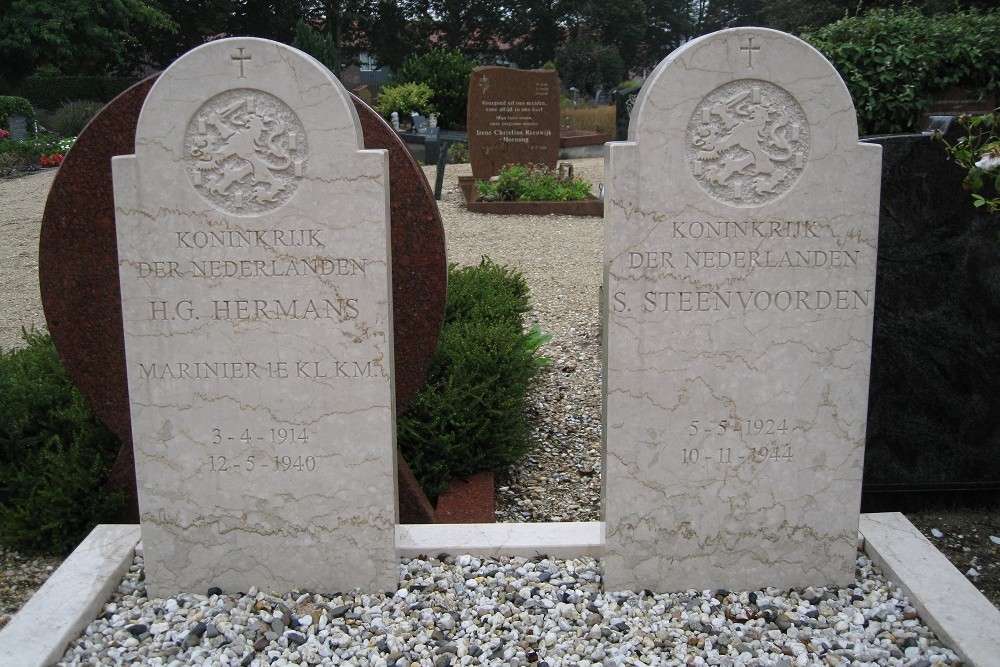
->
1, 160, 998, 630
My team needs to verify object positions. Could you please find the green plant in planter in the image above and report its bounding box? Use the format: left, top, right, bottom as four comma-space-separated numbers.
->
476, 164, 593, 202
376, 82, 436, 121
936, 110, 1000, 213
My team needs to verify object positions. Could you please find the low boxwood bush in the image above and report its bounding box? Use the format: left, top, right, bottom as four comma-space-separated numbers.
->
0, 331, 123, 556
397, 258, 550, 499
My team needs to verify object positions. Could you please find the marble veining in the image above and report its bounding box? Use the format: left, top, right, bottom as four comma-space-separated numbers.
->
113, 38, 397, 596
602, 28, 881, 593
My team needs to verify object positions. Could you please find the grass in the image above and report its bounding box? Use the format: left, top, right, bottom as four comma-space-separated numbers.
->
560, 105, 615, 134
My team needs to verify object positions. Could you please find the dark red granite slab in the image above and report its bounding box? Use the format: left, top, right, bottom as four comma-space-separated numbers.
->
434, 471, 496, 523
39, 75, 445, 524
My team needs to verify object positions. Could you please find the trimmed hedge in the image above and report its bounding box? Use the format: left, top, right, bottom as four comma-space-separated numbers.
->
16, 75, 137, 111
803, 8, 1000, 135
397, 258, 549, 499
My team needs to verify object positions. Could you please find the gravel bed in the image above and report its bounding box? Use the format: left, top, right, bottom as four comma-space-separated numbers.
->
56, 553, 961, 667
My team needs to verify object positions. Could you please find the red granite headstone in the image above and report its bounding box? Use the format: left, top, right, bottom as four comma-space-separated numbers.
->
39, 75, 445, 524
467, 66, 560, 178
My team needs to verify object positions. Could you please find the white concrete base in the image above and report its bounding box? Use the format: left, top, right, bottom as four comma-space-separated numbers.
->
0, 524, 140, 667
4, 516, 996, 666
860, 512, 1000, 667
396, 522, 603, 559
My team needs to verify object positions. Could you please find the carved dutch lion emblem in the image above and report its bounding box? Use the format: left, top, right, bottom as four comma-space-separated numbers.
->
184, 89, 307, 215
686, 80, 809, 207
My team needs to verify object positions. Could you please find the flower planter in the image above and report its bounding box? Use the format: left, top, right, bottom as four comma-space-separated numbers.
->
458, 176, 604, 217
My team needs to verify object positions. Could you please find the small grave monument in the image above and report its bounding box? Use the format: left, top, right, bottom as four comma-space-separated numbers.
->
8, 115, 28, 140
113, 38, 397, 595
467, 66, 559, 178
603, 28, 881, 592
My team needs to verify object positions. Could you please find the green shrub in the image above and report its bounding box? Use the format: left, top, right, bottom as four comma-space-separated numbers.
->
0, 96, 36, 136
447, 141, 470, 164
476, 164, 593, 202
936, 110, 1000, 212
376, 82, 437, 119
36, 100, 102, 137
291, 20, 340, 76
803, 8, 1000, 135
393, 48, 477, 129
0, 331, 123, 556
397, 259, 550, 499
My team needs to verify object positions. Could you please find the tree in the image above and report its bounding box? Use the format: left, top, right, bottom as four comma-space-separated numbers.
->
142, 0, 234, 68
0, 0, 176, 85
555, 35, 623, 97
292, 19, 340, 74
500, 0, 573, 67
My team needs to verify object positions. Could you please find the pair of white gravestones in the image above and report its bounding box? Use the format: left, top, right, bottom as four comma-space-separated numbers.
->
115, 30, 880, 597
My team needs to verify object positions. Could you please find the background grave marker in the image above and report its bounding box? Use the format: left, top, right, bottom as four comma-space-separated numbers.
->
467, 66, 559, 178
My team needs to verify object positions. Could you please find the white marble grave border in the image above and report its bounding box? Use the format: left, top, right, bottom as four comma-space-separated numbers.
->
2, 515, 997, 667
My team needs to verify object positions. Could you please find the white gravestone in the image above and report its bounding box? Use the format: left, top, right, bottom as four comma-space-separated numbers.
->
603, 28, 881, 593
113, 38, 397, 596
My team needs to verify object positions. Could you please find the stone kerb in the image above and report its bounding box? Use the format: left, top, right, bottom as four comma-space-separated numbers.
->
114, 38, 397, 595
603, 28, 882, 593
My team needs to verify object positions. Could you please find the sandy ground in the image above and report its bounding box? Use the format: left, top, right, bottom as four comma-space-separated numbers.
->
0, 169, 55, 351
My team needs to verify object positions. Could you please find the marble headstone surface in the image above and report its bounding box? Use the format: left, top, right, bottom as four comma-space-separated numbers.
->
113, 38, 397, 595
467, 66, 559, 178
603, 28, 881, 593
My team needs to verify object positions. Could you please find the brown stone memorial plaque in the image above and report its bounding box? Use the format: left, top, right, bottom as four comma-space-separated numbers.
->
467, 66, 560, 178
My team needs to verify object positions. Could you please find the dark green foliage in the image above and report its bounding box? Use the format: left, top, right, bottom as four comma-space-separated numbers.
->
0, 96, 36, 136
17, 76, 137, 111
291, 19, 340, 76
476, 165, 593, 202
397, 259, 550, 499
555, 36, 623, 98
0, 0, 175, 86
936, 110, 1000, 212
803, 8, 1000, 135
36, 100, 103, 137
393, 48, 477, 129
0, 331, 123, 555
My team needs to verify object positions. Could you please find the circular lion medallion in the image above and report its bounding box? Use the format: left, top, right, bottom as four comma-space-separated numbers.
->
184, 89, 308, 215
686, 80, 810, 207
